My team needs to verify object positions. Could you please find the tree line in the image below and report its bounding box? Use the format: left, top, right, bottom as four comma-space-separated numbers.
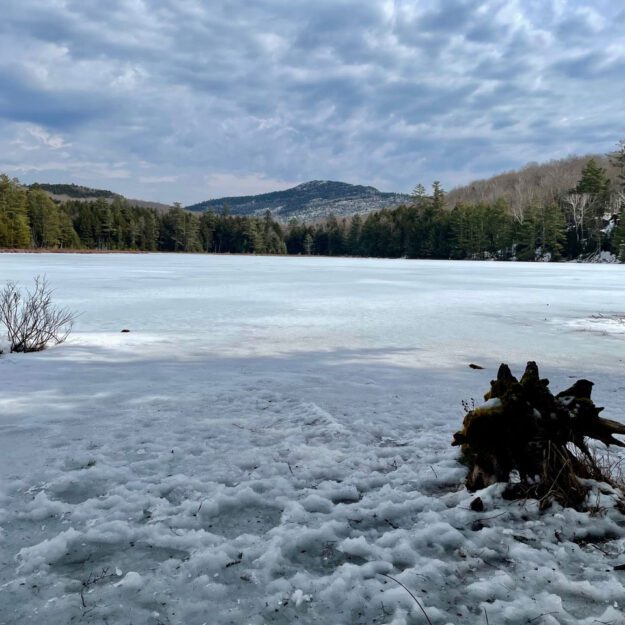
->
291, 155, 623, 262
1, 142, 624, 261
0, 178, 287, 255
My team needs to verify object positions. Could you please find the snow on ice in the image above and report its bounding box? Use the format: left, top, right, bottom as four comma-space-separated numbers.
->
1, 254, 625, 625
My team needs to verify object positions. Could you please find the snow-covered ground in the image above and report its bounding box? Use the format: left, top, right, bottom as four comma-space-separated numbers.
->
1, 254, 625, 625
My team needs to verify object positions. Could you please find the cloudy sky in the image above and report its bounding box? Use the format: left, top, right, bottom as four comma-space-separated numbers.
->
1, 0, 624, 204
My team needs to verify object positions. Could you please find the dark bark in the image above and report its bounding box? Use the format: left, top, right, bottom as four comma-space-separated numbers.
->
453, 362, 625, 509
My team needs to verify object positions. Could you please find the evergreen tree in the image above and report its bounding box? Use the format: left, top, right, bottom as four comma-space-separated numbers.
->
161, 204, 200, 252
199, 211, 216, 252
313, 224, 329, 255
284, 219, 305, 254
184, 212, 201, 252
303, 232, 314, 255
262, 210, 273, 250
325, 214, 345, 256
109, 198, 132, 249
411, 183, 427, 206
94, 198, 115, 249
432, 181, 445, 212
515, 203, 566, 261
57, 210, 81, 248
71, 202, 97, 247
27, 188, 62, 247
0, 175, 30, 248
137, 211, 159, 251
576, 158, 610, 196
359, 210, 397, 257
243, 218, 264, 253
346, 214, 362, 255
539, 203, 566, 260
612, 216, 625, 261
3, 169, 619, 261
567, 159, 611, 254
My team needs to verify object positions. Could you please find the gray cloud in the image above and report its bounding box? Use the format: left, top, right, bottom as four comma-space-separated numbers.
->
0, 0, 623, 204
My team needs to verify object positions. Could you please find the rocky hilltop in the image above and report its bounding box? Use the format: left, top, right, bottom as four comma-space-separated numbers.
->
186, 180, 410, 221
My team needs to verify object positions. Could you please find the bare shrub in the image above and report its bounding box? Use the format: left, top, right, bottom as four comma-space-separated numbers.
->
0, 276, 76, 353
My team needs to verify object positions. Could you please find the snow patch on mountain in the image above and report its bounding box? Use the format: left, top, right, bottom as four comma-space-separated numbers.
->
186, 180, 410, 220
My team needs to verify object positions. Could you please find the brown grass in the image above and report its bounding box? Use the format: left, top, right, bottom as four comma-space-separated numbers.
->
0, 248, 146, 254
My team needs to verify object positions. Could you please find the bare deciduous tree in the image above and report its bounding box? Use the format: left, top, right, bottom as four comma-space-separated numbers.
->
608, 189, 625, 215
446, 154, 610, 215
564, 192, 591, 243
0, 276, 76, 353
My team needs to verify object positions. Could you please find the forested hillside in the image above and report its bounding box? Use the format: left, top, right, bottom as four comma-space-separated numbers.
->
446, 154, 622, 216
33, 183, 119, 200
1, 143, 624, 261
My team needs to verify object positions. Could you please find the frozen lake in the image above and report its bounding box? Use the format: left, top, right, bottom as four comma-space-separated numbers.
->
1, 253, 624, 367
1, 254, 625, 625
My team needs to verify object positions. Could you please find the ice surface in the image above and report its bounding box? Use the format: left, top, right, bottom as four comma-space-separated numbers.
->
1, 254, 625, 625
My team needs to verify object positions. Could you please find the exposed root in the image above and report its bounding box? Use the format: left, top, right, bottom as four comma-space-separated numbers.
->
453, 362, 625, 510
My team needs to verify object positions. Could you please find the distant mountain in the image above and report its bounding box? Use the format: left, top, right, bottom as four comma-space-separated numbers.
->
32, 183, 119, 200
186, 180, 410, 220
31, 183, 173, 213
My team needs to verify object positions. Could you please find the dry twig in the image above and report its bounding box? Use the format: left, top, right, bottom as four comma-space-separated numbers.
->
380, 573, 433, 625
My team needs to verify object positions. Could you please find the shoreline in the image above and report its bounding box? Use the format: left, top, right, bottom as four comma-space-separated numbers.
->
0, 248, 621, 264
0, 248, 147, 254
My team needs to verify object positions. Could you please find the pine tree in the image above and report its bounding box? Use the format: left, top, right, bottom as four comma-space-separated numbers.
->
58, 210, 80, 248
72, 202, 97, 247
184, 212, 201, 252
303, 233, 314, 255
612, 216, 625, 261
325, 214, 345, 255
576, 158, 610, 195
538, 203, 566, 260
516, 204, 565, 260
94, 198, 115, 249
27, 188, 62, 247
411, 183, 427, 207
346, 214, 362, 255
569, 159, 611, 253
516, 212, 538, 261
243, 218, 264, 253
432, 181, 445, 212
0, 175, 30, 248
199, 211, 216, 252
165, 204, 200, 252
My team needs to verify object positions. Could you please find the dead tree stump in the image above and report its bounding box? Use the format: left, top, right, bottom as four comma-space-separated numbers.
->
453, 362, 625, 509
